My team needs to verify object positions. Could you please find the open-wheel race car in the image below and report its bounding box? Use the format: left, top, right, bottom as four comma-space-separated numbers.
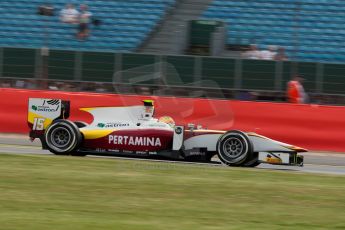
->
28, 98, 305, 167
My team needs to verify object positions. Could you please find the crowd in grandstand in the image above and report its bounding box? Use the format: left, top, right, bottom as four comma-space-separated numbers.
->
60, 4, 93, 40
242, 44, 288, 61
59, 4, 79, 23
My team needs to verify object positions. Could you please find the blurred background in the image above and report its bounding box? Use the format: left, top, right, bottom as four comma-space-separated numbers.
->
1, 0, 345, 105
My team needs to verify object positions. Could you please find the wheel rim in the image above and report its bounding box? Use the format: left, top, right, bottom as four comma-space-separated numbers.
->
223, 137, 243, 159
50, 127, 71, 148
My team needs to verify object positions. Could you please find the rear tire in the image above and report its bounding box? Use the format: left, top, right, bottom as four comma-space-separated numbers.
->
45, 120, 82, 155
216, 130, 253, 166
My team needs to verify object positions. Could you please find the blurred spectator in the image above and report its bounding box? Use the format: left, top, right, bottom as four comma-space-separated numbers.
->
137, 86, 152, 95
15, 80, 25, 88
242, 44, 261, 59
287, 75, 308, 103
261, 45, 277, 60
38, 4, 55, 16
236, 91, 258, 101
60, 4, 79, 23
82, 82, 96, 91
26, 79, 37, 89
275, 47, 288, 61
77, 4, 92, 40
95, 82, 107, 92
0, 80, 11, 88
48, 82, 59, 90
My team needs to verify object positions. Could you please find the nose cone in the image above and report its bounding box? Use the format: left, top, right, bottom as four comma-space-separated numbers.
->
287, 145, 308, 152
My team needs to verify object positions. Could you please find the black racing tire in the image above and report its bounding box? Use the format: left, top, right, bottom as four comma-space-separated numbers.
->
216, 130, 253, 166
44, 120, 82, 155
74, 121, 88, 128
71, 121, 87, 156
242, 152, 261, 167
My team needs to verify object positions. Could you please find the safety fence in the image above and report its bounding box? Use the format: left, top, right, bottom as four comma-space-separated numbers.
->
0, 47, 345, 96
1, 87, 345, 152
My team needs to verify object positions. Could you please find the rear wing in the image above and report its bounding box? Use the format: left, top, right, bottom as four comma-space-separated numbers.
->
28, 98, 70, 139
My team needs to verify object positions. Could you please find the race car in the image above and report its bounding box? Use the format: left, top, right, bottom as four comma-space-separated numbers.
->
27, 98, 305, 167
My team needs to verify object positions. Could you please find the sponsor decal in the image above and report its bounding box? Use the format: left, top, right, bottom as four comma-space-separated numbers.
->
148, 123, 167, 128
136, 151, 147, 155
185, 148, 206, 156
46, 99, 60, 105
31, 100, 59, 112
97, 123, 105, 128
108, 135, 162, 147
105, 149, 153, 155
97, 122, 129, 128
123, 150, 134, 154
189, 151, 204, 156
107, 149, 120, 153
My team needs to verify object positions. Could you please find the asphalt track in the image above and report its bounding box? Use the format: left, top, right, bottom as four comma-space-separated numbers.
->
1, 134, 345, 175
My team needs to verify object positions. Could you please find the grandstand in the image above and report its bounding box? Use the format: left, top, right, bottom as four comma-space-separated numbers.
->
0, 0, 175, 51
202, 0, 345, 63
1, 0, 345, 104
1, 0, 345, 63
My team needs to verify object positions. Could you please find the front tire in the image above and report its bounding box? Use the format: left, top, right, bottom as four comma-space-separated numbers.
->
44, 120, 82, 155
216, 130, 253, 166
242, 152, 261, 167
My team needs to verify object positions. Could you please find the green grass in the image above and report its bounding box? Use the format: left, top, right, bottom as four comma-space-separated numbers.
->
0, 154, 345, 230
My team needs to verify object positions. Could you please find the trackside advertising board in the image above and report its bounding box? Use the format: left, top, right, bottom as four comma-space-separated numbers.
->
1, 88, 345, 152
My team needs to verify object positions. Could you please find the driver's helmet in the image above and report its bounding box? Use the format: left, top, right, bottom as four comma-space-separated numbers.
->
158, 116, 175, 127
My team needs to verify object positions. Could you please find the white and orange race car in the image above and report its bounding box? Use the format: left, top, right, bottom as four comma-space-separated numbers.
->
28, 98, 305, 167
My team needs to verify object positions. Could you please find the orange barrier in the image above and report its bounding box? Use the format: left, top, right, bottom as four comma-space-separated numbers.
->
1, 88, 345, 152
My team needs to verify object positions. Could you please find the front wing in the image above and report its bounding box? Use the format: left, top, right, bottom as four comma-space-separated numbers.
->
258, 152, 304, 166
